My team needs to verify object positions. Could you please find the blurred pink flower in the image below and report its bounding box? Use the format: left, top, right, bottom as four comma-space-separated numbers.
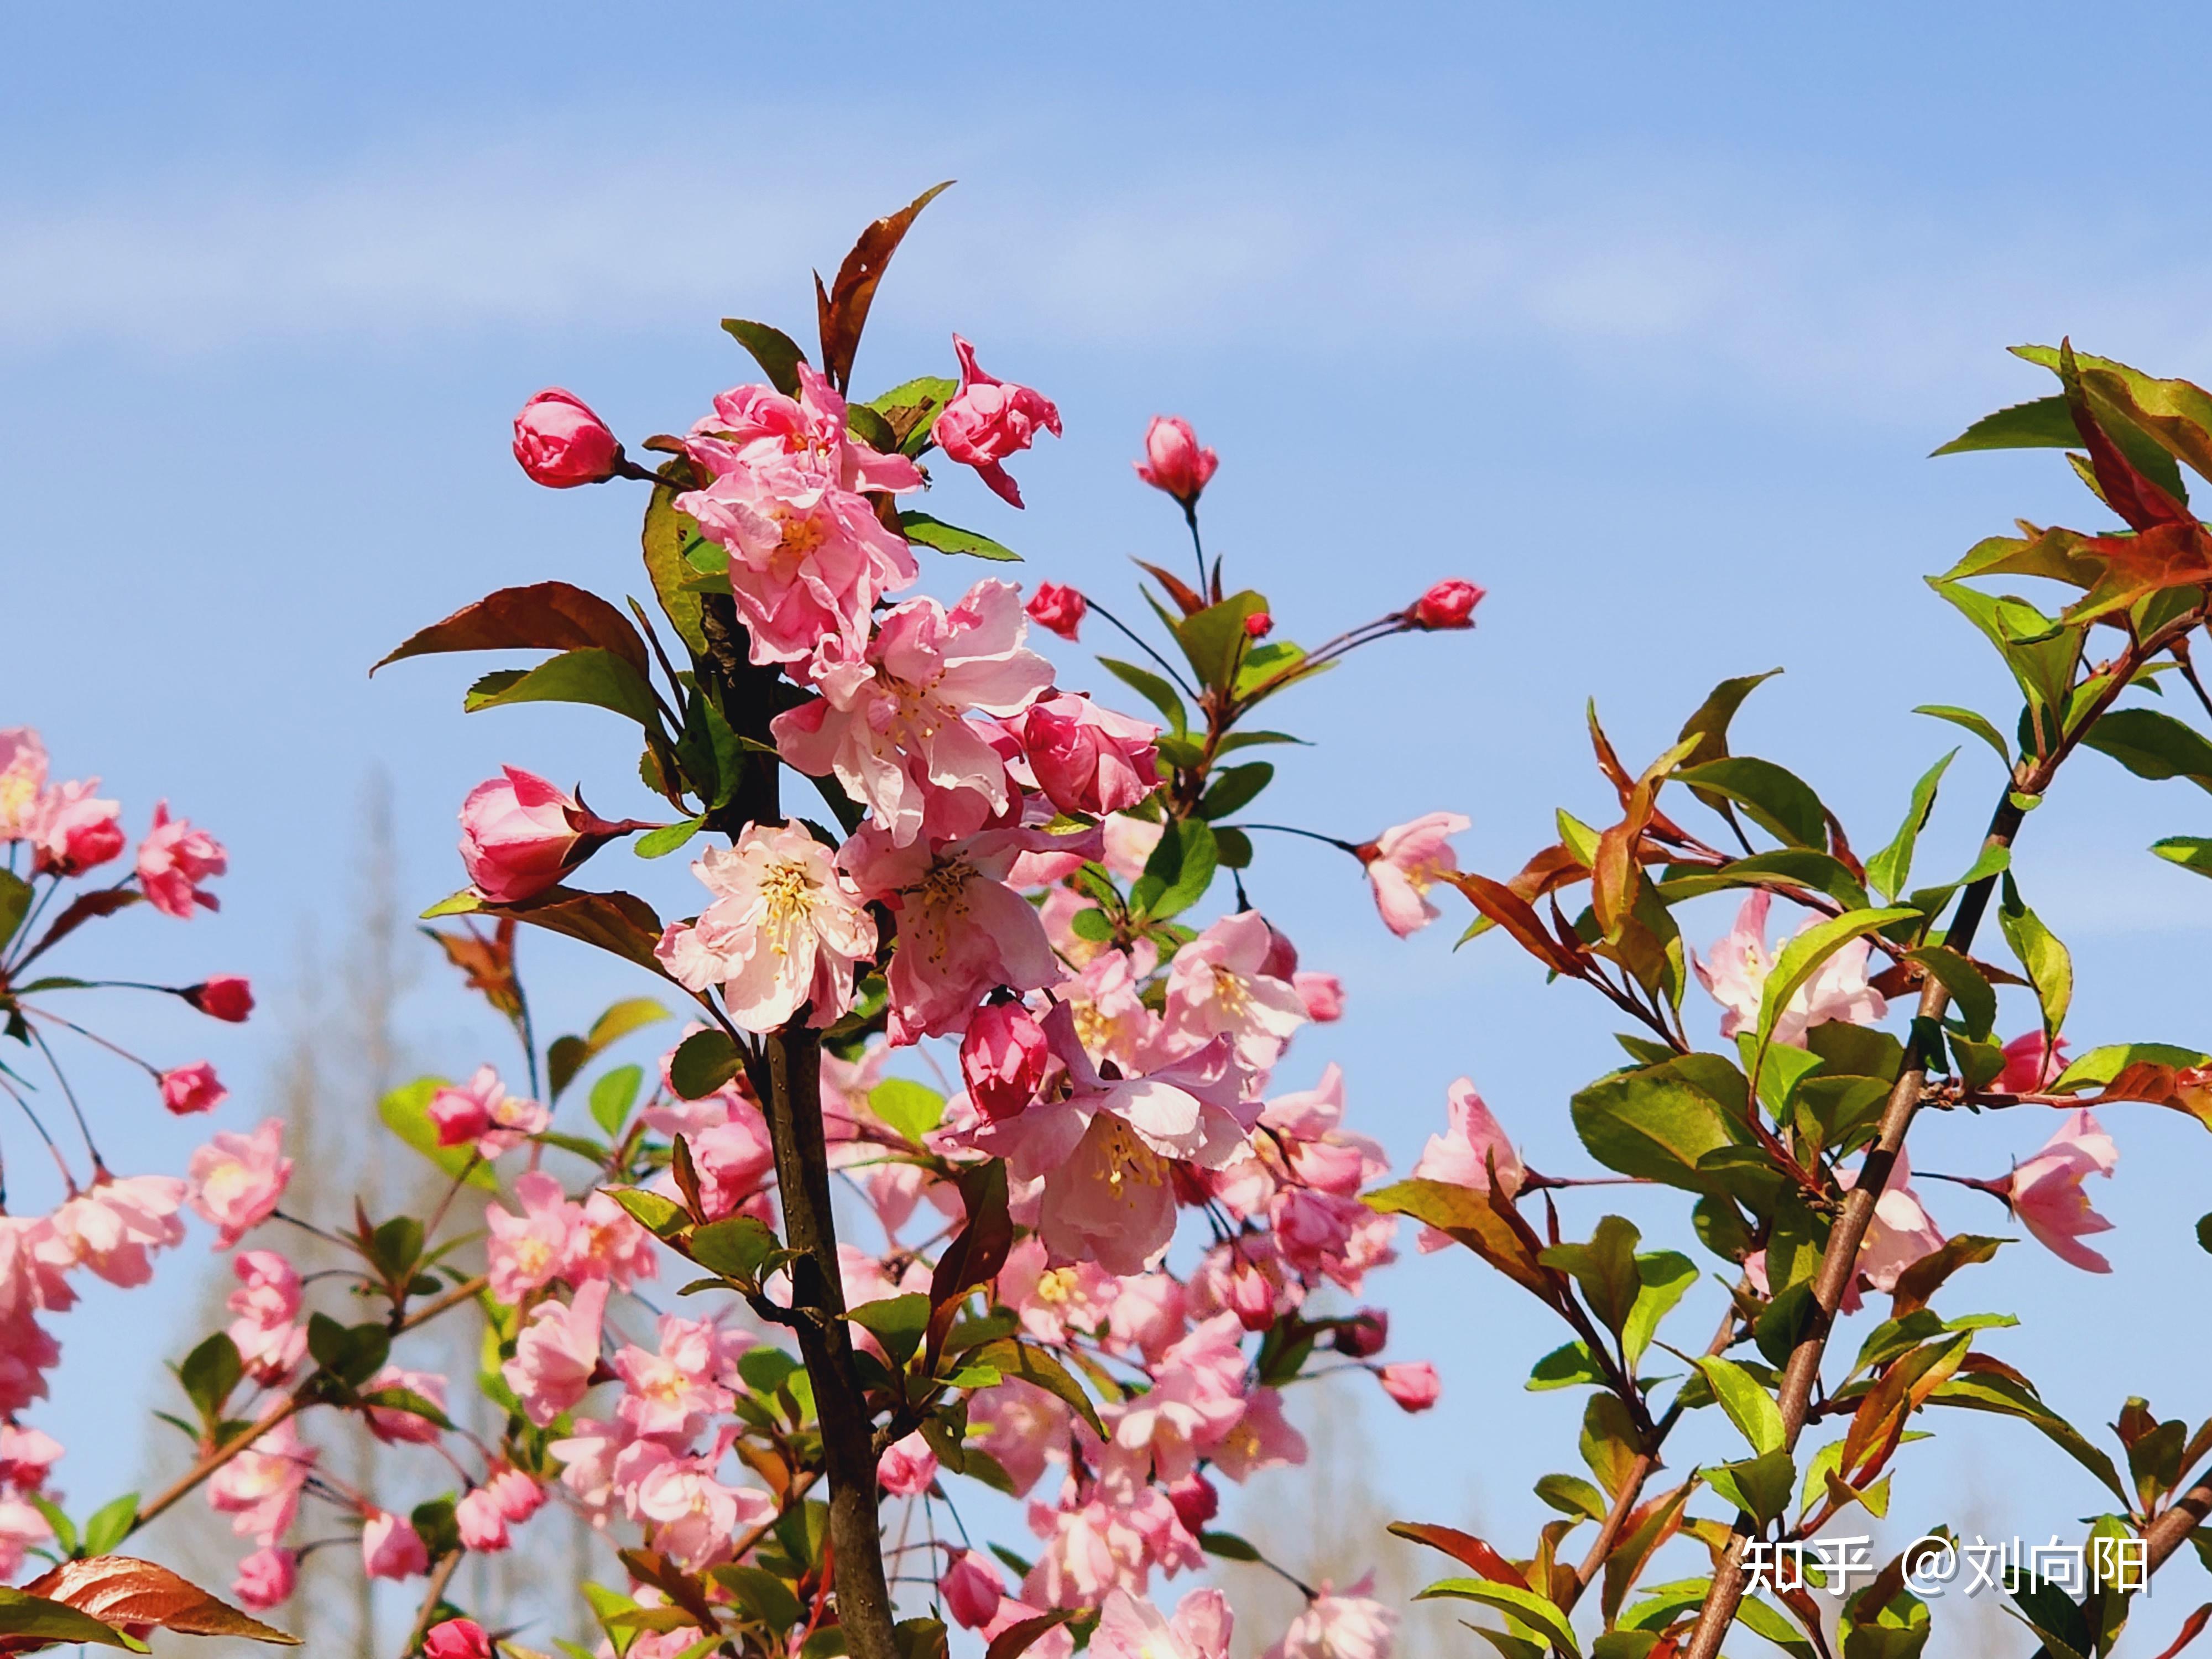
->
1093, 1588, 1233, 1659
187, 1119, 291, 1249
1376, 1361, 1441, 1412
186, 974, 255, 1022
362, 1365, 449, 1445
1359, 813, 1468, 938
504, 1277, 609, 1427
159, 1061, 227, 1117
29, 779, 124, 875
208, 1413, 315, 1545
1408, 579, 1484, 630
425, 1618, 494, 1659
231, 1547, 296, 1612
878, 1431, 939, 1497
52, 1175, 187, 1286
942, 1548, 1005, 1629
0, 728, 48, 841
455, 1488, 509, 1553
362, 1508, 429, 1580
136, 802, 227, 917
430, 1063, 548, 1157
1266, 1574, 1398, 1659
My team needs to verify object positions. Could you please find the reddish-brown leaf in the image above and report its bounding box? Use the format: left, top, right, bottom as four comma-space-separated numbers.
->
1502, 842, 1589, 905
1386, 1522, 1528, 1588
815, 182, 954, 390
986, 1611, 1076, 1659
2154, 1602, 2212, 1659
1134, 560, 1208, 617
2085, 1062, 2212, 1130
421, 916, 523, 1020
13, 888, 140, 971
372, 580, 651, 679
616, 1548, 718, 1631
23, 1556, 300, 1645
1443, 870, 1588, 978
2063, 339, 2193, 532
470, 885, 671, 977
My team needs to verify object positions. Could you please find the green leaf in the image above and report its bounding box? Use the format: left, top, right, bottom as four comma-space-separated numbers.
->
863, 375, 959, 457
634, 816, 707, 862
1866, 751, 1955, 902
179, 1331, 243, 1425
550, 997, 671, 1100
0, 871, 30, 950
688, 1215, 781, 1284
1933, 393, 2084, 456
899, 512, 1020, 562
378, 1078, 499, 1189
721, 319, 807, 395
965, 1339, 1104, 1438
1417, 1579, 1582, 1658
609, 1186, 690, 1239
1696, 1356, 1785, 1455
1676, 757, 1828, 848
2083, 706, 2212, 791
1655, 849, 1869, 912
1621, 1251, 1697, 1370
869, 1078, 946, 1144
738, 1347, 802, 1395
1527, 1341, 1606, 1391
1912, 705, 2011, 766
1569, 1056, 1749, 1196
1927, 1373, 2131, 1504
1676, 669, 1784, 766
642, 484, 708, 656
2153, 836, 2212, 876
1097, 659, 1188, 735
1130, 818, 1217, 921
306, 1312, 390, 1386
669, 1029, 741, 1100
848, 1293, 931, 1367
1198, 1530, 1262, 1562
591, 1064, 645, 1138
1232, 640, 1310, 698
1754, 908, 1922, 1067
675, 690, 746, 810
1904, 946, 1996, 1042
77, 1491, 139, 1559
0, 1588, 137, 1650
712, 1563, 807, 1632
1997, 876, 2072, 1042
1541, 1215, 1643, 1334
463, 646, 659, 727
1170, 590, 1270, 693
1704, 1450, 1795, 1525
1535, 1473, 1609, 1521
1198, 762, 1274, 821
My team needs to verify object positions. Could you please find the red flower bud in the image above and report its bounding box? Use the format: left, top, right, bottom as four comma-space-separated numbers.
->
1243, 611, 1273, 639
512, 388, 623, 488
1025, 581, 1088, 642
1335, 1309, 1389, 1358
1134, 415, 1219, 505
424, 1620, 494, 1659
1408, 578, 1485, 630
959, 1001, 1052, 1120
185, 975, 254, 1022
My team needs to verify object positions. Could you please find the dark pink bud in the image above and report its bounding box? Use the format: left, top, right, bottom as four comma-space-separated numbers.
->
1018, 693, 1161, 819
1243, 611, 1273, 639
186, 975, 254, 1022
1164, 1470, 1219, 1533
1335, 1309, 1388, 1358
424, 1619, 494, 1659
1026, 581, 1088, 642
939, 1550, 1004, 1630
1134, 415, 1219, 505
960, 1002, 1052, 1121
513, 388, 623, 488
1378, 1360, 1441, 1412
1410, 578, 1485, 630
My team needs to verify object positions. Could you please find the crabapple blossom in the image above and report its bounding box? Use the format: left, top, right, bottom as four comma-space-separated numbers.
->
1295, 971, 1345, 1021
0, 1425, 60, 1488
1266, 1575, 1397, 1659
1093, 1588, 1234, 1659
878, 1431, 938, 1496
487, 1171, 583, 1302
231, 1547, 296, 1612
1377, 1361, 1442, 1412
1026, 581, 1088, 640
1358, 812, 1468, 938
186, 974, 254, 1021
2005, 1108, 2119, 1272
187, 1119, 290, 1248
933, 335, 1062, 508
504, 1276, 609, 1427
775, 578, 1053, 846
1411, 1078, 1525, 1250
51, 1176, 187, 1287
513, 388, 624, 487
135, 802, 226, 917
1160, 911, 1308, 1071
627, 1452, 776, 1572
1999, 1029, 2071, 1093
455, 1488, 510, 1552
486, 1465, 546, 1524
430, 1063, 549, 1156
941, 1549, 1005, 1628
459, 766, 628, 903
0, 728, 46, 838
962, 1000, 1055, 1120
227, 1250, 306, 1385
1164, 1470, 1218, 1533
29, 779, 124, 875
362, 1508, 430, 1579
0, 1499, 49, 1580
1133, 416, 1220, 507
362, 1365, 449, 1444
159, 1061, 226, 1116
1017, 693, 1162, 818
1407, 578, 1485, 630
1695, 889, 1886, 1045
207, 1414, 315, 1545
656, 820, 877, 1031
425, 1619, 494, 1659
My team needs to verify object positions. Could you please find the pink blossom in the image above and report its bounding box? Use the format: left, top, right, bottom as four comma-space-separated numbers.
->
513, 388, 623, 487
545, 1417, 624, 1521
29, 779, 124, 875
1103, 813, 1166, 881
1133, 417, 1219, 507
1245, 611, 1274, 639
2006, 1108, 2119, 1272
1164, 1470, 1218, 1534
942, 1548, 1006, 1629
972, 1006, 1252, 1275
455, 1488, 510, 1553
1027, 582, 1088, 641
136, 802, 227, 917
1094, 1589, 1234, 1659
572, 1188, 660, 1288
613, 1314, 740, 1441
656, 821, 877, 1033
1376, 1361, 1441, 1412
1407, 579, 1485, 631
933, 335, 1062, 508
1025, 1499, 1152, 1607
1337, 1310, 1389, 1359
963, 1001, 1055, 1120
0, 1424, 61, 1489
0, 1497, 50, 1580
159, 1061, 227, 1116
1210, 1386, 1307, 1481
231, 1547, 296, 1612
776, 578, 1054, 847
678, 367, 922, 667
1103, 1342, 1245, 1486
0, 1315, 59, 1415
503, 1276, 609, 1427
362, 1508, 429, 1580
1695, 891, 1887, 1045
425, 1618, 495, 1659
627, 1454, 776, 1572
0, 1214, 75, 1319
486, 1172, 585, 1303
1108, 1271, 1188, 1361
970, 1378, 1070, 1496
1050, 939, 1162, 1075
1842, 1149, 1945, 1295
1266, 1575, 1398, 1659
228, 1250, 306, 1385
1999, 1030, 2072, 1094
187, 974, 254, 1022
1262, 1065, 1389, 1197
487, 1467, 546, 1524
0, 728, 48, 841
1018, 695, 1161, 818
878, 1431, 939, 1497
682, 1114, 779, 1222
458, 766, 631, 904
1359, 813, 1468, 937
841, 822, 1068, 1042
363, 1365, 449, 1444
208, 1413, 315, 1545
999, 1238, 1119, 1347
430, 1063, 549, 1156
1160, 911, 1309, 1071
187, 1119, 291, 1249
52, 1175, 187, 1286
1295, 972, 1345, 1022
1410, 1078, 1524, 1250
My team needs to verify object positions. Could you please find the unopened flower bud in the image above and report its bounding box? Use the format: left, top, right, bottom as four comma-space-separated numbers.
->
1026, 581, 1088, 642
960, 1002, 1052, 1121
512, 389, 623, 488
185, 975, 254, 1022
1134, 416, 1219, 505
1408, 578, 1485, 630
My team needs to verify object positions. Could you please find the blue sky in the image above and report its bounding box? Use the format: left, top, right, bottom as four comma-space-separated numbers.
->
9, 3, 2212, 1649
